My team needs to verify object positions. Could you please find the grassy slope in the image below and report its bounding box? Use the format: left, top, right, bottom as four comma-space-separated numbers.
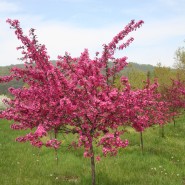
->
0, 116, 185, 185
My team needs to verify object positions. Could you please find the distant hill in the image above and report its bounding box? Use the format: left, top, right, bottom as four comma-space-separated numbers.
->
0, 61, 155, 95
128, 62, 154, 72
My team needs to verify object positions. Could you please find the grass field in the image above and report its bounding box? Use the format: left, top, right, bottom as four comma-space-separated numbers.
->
0, 115, 185, 185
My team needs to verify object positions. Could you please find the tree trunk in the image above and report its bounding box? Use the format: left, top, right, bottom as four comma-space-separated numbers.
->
140, 131, 144, 154
54, 129, 59, 166
90, 144, 96, 185
161, 124, 165, 138
172, 115, 176, 127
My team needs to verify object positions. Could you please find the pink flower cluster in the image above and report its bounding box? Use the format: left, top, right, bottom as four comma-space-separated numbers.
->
98, 133, 129, 156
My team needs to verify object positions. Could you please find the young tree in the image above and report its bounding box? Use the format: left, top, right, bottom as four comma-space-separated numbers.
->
161, 79, 185, 127
154, 63, 177, 92
122, 77, 169, 152
174, 44, 185, 70
0, 19, 144, 185
153, 63, 185, 133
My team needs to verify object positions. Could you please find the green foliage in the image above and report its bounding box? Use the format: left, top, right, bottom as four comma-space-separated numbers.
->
127, 62, 154, 73
174, 45, 185, 70
115, 63, 150, 90
0, 79, 24, 96
153, 63, 177, 92
126, 64, 148, 89
173, 42, 185, 80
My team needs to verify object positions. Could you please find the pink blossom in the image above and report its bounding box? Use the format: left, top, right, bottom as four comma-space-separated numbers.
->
35, 124, 47, 137
96, 156, 101, 162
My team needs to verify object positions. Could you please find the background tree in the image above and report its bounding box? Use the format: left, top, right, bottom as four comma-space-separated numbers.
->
114, 64, 148, 90
173, 42, 185, 80
154, 62, 177, 92
174, 43, 185, 70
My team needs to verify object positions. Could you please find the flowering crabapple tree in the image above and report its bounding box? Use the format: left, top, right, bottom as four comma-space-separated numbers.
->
161, 79, 185, 127
0, 19, 144, 185
121, 77, 170, 152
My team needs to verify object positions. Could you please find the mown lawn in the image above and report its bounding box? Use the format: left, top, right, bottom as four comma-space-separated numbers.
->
0, 115, 185, 185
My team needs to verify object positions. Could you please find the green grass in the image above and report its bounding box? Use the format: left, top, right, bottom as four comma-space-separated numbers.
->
0, 116, 185, 185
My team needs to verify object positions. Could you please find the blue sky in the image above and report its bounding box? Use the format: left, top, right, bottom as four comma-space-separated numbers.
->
0, 0, 185, 67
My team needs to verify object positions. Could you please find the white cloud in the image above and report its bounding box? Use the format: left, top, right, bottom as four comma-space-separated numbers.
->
35, 22, 115, 58
158, 0, 185, 12
0, 1, 20, 13
130, 17, 185, 46
158, 0, 184, 6
1, 10, 185, 67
